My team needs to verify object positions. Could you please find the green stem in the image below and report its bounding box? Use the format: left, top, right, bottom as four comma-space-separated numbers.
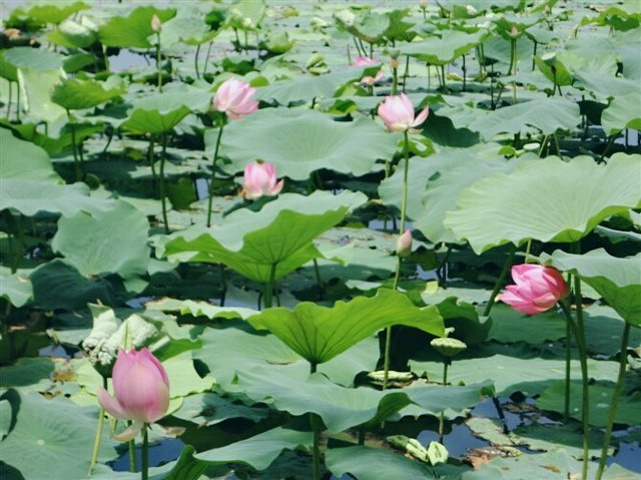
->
524, 239, 532, 263
264, 263, 276, 309
15, 82, 20, 121
538, 135, 549, 157
443, 361, 449, 386
6, 80, 11, 118
206, 121, 225, 227
142, 424, 149, 480
399, 131, 410, 233
462, 54, 467, 91
564, 306, 572, 422
88, 379, 108, 476
532, 40, 537, 70
440, 65, 447, 91
572, 243, 590, 480
313, 258, 324, 300
194, 43, 201, 79
553, 133, 563, 159
596, 322, 631, 480
203, 40, 213, 76
159, 133, 170, 234
309, 362, 321, 480
147, 136, 156, 183
391, 64, 398, 96
508, 38, 516, 75
128, 425, 137, 473
156, 34, 162, 92
482, 246, 516, 317
402, 55, 409, 93
68, 111, 81, 182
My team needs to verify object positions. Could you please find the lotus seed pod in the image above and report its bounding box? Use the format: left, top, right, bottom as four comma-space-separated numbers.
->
430, 337, 467, 357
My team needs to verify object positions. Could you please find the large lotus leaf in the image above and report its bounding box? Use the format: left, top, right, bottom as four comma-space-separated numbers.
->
98, 7, 176, 48
403, 29, 488, 65
414, 155, 524, 244
468, 97, 580, 140
400, 382, 493, 419
14, 2, 89, 26
248, 289, 444, 365
51, 200, 149, 279
50, 78, 126, 111
444, 155, 641, 254
0, 391, 117, 480
220, 108, 398, 180
18, 67, 67, 123
537, 381, 641, 427
48, 17, 97, 49
172, 392, 268, 426
410, 343, 619, 396
2, 179, 113, 217
195, 427, 312, 470
0, 268, 33, 308
238, 367, 413, 432
487, 304, 567, 344
0, 52, 18, 82
156, 191, 367, 282
145, 297, 257, 321
171, 16, 219, 46
0, 129, 59, 182
3, 47, 63, 71
601, 92, 641, 135
120, 89, 210, 135
326, 445, 437, 480
543, 249, 641, 326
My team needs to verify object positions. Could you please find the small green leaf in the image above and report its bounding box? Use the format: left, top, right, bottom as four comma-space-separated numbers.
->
51, 78, 125, 111
98, 7, 176, 48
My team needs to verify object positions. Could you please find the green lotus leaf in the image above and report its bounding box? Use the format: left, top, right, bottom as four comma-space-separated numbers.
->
0, 51, 18, 82
156, 191, 367, 282
1, 129, 60, 182
3, 47, 63, 71
172, 392, 268, 426
400, 382, 493, 418
326, 445, 436, 480
195, 427, 311, 470
17, 67, 67, 123
14, 2, 89, 26
542, 249, 641, 326
601, 92, 641, 135
403, 29, 488, 65
534, 54, 573, 87
226, 0, 266, 31
98, 6, 176, 48
52, 200, 149, 279
220, 108, 398, 180
120, 89, 210, 135
444, 154, 641, 254
0, 268, 33, 308
0, 391, 117, 480
468, 97, 580, 140
48, 17, 97, 48
238, 367, 413, 432
248, 289, 444, 365
51, 78, 126, 111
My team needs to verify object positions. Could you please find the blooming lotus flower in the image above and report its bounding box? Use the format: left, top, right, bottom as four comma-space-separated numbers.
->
151, 14, 162, 33
212, 78, 258, 120
396, 229, 413, 257
243, 162, 284, 200
97, 348, 169, 441
377, 93, 429, 133
500, 264, 568, 315
352, 56, 384, 86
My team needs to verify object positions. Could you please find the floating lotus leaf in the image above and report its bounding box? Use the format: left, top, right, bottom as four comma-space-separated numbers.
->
601, 92, 641, 135
1, 129, 60, 182
98, 6, 176, 48
403, 29, 488, 65
0, 269, 33, 308
248, 289, 444, 365
444, 154, 641, 254
52, 200, 150, 279
18, 67, 67, 122
156, 191, 367, 282
195, 427, 311, 470
3, 47, 63, 71
220, 108, 398, 180
48, 17, 97, 49
468, 97, 580, 140
543, 249, 641, 326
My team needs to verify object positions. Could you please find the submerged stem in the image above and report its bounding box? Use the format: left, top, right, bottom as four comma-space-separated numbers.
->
596, 322, 631, 480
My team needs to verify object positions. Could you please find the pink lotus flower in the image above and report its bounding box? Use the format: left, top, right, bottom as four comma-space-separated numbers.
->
352, 56, 384, 86
500, 264, 568, 315
243, 162, 284, 200
97, 348, 170, 441
212, 78, 258, 120
377, 93, 429, 132
396, 229, 413, 257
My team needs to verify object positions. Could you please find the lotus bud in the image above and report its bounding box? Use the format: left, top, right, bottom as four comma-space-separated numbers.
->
212, 78, 258, 121
377, 93, 429, 132
151, 14, 162, 34
499, 264, 568, 315
509, 25, 519, 38
242, 162, 284, 200
396, 229, 413, 257
97, 348, 169, 441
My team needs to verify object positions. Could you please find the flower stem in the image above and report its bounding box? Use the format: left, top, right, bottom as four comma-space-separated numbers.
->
383, 131, 411, 391
482, 246, 516, 317
128, 425, 137, 472
141, 424, 149, 480
564, 306, 572, 422
595, 322, 631, 480
156, 34, 162, 92
206, 122, 225, 227
159, 133, 170, 234
203, 40, 213, 76
88, 379, 108, 476
194, 43, 201, 79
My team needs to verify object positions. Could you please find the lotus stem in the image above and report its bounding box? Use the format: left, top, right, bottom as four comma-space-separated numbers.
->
313, 258, 324, 300
508, 37, 516, 75
392, 64, 398, 96
462, 54, 467, 91
156, 34, 162, 92
554, 132, 563, 159
402, 55, 410, 93
264, 263, 277, 309
89, 377, 108, 476
596, 322, 631, 480
538, 135, 549, 157
194, 43, 201, 79
15, 83, 20, 121
203, 40, 213, 76
141, 424, 149, 480
128, 423, 137, 472
6, 80, 11, 118
482, 245, 516, 317
532, 40, 537, 70
442, 360, 449, 386
159, 133, 170, 234
67, 110, 82, 182
207, 121, 225, 227
564, 305, 572, 422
